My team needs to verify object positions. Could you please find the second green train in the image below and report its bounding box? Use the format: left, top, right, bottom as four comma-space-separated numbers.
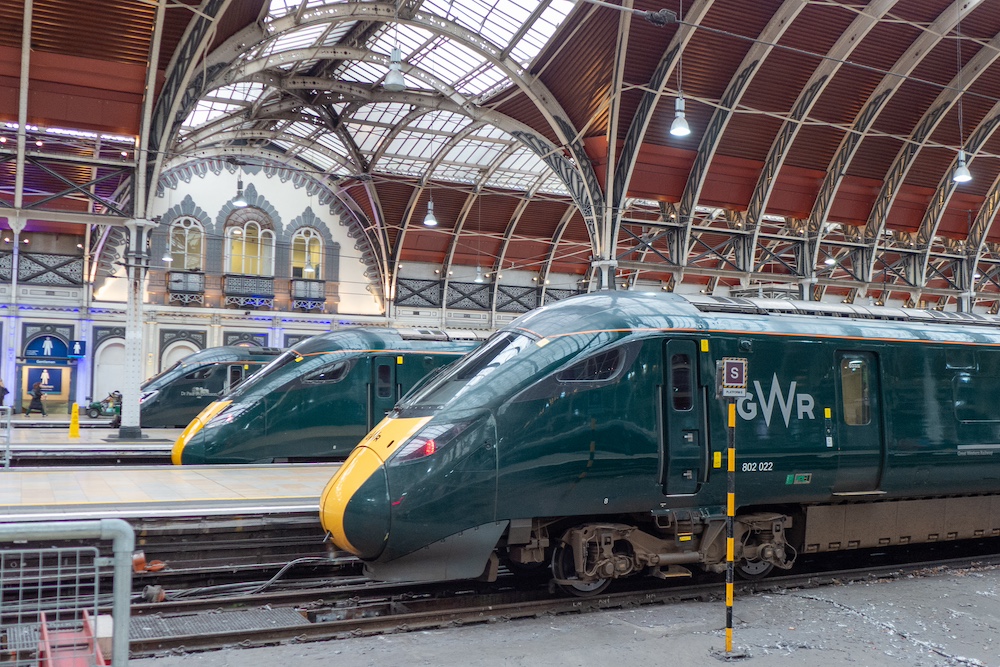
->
172, 327, 480, 464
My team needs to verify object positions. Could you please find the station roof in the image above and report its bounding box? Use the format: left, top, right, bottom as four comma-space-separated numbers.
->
2, 0, 1000, 308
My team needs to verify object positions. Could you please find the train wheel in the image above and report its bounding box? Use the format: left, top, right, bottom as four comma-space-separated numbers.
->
735, 559, 773, 581
550, 544, 610, 597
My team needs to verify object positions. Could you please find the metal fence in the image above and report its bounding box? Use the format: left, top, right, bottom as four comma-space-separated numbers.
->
0, 406, 12, 468
0, 520, 134, 666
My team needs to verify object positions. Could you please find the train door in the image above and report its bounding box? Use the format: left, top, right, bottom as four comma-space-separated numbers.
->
660, 339, 706, 495
833, 351, 884, 493
369, 356, 398, 429
224, 364, 249, 395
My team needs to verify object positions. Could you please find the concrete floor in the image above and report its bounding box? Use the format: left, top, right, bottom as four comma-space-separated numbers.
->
132, 565, 1000, 667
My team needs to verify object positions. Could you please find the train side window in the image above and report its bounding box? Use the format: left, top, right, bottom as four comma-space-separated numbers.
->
377, 364, 392, 397
557, 349, 623, 383
670, 353, 693, 411
304, 360, 350, 384
840, 357, 870, 425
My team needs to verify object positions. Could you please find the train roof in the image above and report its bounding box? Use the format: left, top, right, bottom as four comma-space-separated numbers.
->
179, 346, 283, 365
289, 327, 485, 354
507, 292, 1000, 345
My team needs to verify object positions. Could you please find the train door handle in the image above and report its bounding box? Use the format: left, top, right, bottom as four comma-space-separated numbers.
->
682, 469, 694, 480
683, 432, 695, 443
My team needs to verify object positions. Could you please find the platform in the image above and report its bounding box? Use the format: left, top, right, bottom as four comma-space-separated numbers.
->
0, 422, 179, 465
0, 463, 340, 522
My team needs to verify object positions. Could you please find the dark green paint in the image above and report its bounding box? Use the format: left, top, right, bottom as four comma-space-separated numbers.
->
181, 329, 477, 464
140, 346, 281, 427
339, 292, 1000, 571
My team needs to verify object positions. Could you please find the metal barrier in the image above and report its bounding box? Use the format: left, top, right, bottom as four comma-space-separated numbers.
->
0, 405, 12, 468
0, 519, 134, 666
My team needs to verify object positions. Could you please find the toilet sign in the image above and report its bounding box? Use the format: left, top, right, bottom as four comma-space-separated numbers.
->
68, 340, 86, 357
717, 357, 747, 398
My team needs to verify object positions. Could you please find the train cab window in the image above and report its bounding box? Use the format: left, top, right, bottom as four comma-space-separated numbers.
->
229, 365, 244, 387
376, 364, 392, 398
304, 360, 350, 384
840, 357, 871, 426
670, 354, 693, 411
557, 349, 623, 383
184, 367, 213, 381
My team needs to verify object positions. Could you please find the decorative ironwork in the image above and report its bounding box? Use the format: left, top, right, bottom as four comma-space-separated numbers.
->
166, 270, 206, 305
446, 281, 490, 310
16, 254, 84, 286
167, 271, 205, 293
224, 331, 269, 347
397, 278, 443, 308
543, 288, 578, 303
160, 328, 206, 352
291, 278, 326, 310
496, 285, 539, 313
223, 274, 274, 310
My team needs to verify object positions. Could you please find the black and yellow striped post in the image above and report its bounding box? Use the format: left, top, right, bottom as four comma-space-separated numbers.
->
716, 356, 746, 656
725, 399, 736, 653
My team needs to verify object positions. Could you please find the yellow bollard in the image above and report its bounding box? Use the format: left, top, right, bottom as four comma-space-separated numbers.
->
69, 403, 80, 439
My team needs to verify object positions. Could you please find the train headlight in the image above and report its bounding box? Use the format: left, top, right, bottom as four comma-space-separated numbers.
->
389, 420, 473, 465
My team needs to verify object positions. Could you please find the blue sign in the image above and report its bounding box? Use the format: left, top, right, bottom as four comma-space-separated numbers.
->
68, 340, 87, 357
24, 335, 68, 358
27, 367, 62, 393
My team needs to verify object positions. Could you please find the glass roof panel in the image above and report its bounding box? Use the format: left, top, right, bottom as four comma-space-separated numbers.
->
445, 139, 507, 167
379, 156, 431, 177
313, 132, 349, 158
182, 100, 244, 130
260, 23, 329, 58
486, 170, 543, 192
344, 121, 392, 153
284, 122, 321, 140
383, 130, 451, 161
499, 147, 549, 174
351, 103, 414, 128
537, 173, 569, 196
433, 164, 482, 183
296, 147, 337, 172
409, 110, 472, 134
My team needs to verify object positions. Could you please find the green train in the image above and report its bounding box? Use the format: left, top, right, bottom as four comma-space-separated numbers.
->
320, 291, 1000, 595
139, 346, 282, 427
171, 328, 481, 465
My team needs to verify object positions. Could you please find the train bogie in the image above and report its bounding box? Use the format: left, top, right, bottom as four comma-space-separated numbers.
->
319, 292, 1000, 595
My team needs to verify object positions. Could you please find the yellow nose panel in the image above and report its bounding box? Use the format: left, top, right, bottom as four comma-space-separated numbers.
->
319, 415, 433, 553
171, 400, 231, 465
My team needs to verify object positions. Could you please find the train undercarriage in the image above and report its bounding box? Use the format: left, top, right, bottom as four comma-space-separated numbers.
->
502, 512, 797, 596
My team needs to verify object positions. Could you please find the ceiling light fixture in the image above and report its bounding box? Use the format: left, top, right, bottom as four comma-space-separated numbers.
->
423, 194, 438, 227
233, 173, 248, 207
384, 9, 405, 93
669, 0, 690, 138
384, 47, 406, 92
162, 252, 173, 263
953, 16, 972, 184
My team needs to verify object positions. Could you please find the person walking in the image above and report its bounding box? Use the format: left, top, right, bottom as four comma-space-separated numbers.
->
0, 379, 8, 406
25, 381, 46, 417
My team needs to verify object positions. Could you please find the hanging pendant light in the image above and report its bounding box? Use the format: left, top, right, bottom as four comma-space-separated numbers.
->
952, 17, 972, 184
954, 150, 972, 183
423, 197, 438, 227
474, 265, 484, 283
384, 47, 406, 92
233, 174, 248, 208
670, 96, 691, 137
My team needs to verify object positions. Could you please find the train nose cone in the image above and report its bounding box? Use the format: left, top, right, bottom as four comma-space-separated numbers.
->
320, 446, 390, 560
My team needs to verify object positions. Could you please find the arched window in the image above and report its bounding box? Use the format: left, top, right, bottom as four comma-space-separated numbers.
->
225, 211, 275, 276
167, 217, 204, 270
291, 227, 322, 279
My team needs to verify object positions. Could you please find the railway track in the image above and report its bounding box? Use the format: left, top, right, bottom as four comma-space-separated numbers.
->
125, 550, 1000, 656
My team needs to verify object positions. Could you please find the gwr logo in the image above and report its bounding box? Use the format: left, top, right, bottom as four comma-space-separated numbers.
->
736, 374, 815, 427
